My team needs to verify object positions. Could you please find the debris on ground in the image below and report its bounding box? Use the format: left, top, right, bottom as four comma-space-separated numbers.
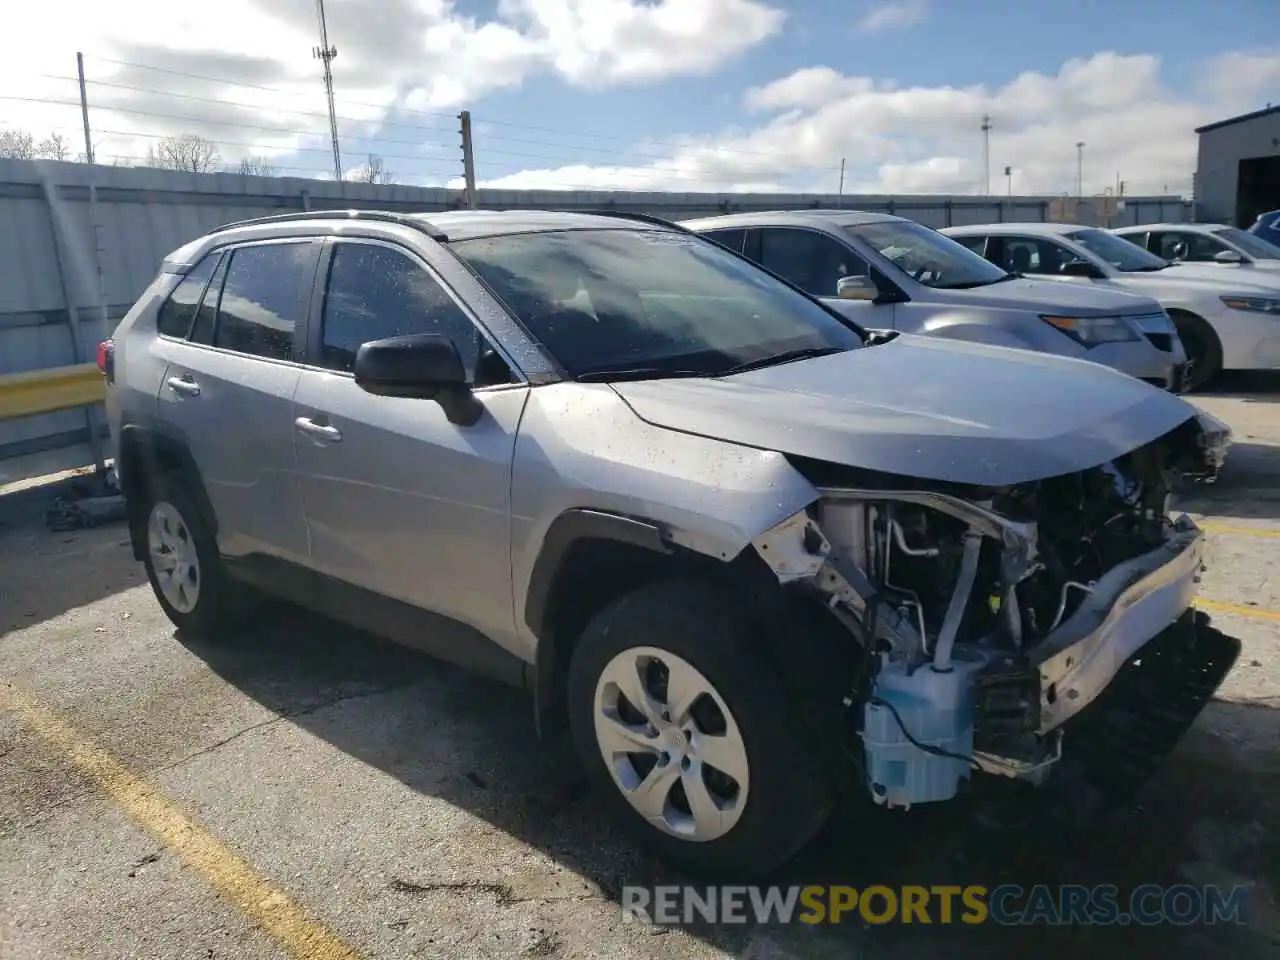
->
44, 469, 127, 532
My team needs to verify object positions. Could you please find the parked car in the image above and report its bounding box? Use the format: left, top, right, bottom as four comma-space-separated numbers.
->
942, 222, 1280, 390
679, 211, 1186, 391
1111, 222, 1280, 274
101, 208, 1235, 880
1247, 209, 1280, 248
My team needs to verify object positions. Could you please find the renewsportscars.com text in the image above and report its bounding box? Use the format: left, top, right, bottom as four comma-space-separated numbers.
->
622, 883, 1250, 926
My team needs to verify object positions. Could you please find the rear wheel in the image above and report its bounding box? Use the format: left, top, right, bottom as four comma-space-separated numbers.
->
1170, 310, 1222, 392
567, 580, 832, 880
140, 474, 256, 637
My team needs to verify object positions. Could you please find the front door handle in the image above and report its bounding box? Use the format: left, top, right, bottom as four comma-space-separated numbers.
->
165, 375, 200, 397
295, 416, 342, 442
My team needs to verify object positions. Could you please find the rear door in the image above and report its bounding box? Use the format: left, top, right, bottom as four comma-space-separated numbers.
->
153, 239, 319, 562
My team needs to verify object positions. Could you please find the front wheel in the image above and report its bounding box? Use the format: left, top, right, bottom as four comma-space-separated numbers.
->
567, 580, 832, 880
1171, 311, 1222, 392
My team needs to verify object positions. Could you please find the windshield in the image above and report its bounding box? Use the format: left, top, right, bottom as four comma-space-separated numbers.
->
1214, 226, 1280, 260
1066, 228, 1167, 272
843, 219, 1010, 289
450, 228, 865, 379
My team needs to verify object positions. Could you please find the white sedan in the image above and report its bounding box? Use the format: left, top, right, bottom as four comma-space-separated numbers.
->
942, 222, 1280, 390
1111, 222, 1280, 277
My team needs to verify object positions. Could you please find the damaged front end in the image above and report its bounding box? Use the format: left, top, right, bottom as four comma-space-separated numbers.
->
749, 416, 1241, 814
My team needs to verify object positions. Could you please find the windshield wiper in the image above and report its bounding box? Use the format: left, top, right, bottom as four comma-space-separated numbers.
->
716, 346, 848, 376
574, 367, 712, 383
935, 272, 1019, 289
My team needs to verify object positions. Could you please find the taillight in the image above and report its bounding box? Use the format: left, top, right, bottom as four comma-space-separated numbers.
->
97, 339, 114, 381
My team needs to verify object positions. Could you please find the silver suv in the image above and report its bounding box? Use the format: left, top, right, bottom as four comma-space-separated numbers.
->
102, 209, 1238, 880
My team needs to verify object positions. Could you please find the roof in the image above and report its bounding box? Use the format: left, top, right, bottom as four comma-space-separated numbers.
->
1112, 222, 1230, 234
941, 222, 1085, 236
678, 209, 903, 231
418, 209, 672, 241
1195, 104, 1280, 135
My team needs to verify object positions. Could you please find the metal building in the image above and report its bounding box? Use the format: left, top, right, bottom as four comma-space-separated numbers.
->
1194, 104, 1280, 226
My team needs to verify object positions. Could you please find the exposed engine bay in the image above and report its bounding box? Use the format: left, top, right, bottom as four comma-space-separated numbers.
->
750, 412, 1240, 813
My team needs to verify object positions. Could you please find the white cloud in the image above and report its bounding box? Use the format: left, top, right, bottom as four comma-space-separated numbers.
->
1, 0, 785, 171
464, 49, 1280, 198
857, 0, 929, 34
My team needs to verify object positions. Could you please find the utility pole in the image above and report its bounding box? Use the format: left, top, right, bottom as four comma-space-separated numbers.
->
980, 114, 992, 195
837, 158, 845, 207
313, 0, 342, 182
76, 52, 94, 164
1004, 165, 1012, 197
1075, 141, 1085, 200
459, 110, 478, 210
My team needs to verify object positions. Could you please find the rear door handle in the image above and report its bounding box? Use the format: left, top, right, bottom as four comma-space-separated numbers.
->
295, 416, 342, 442
165, 375, 200, 397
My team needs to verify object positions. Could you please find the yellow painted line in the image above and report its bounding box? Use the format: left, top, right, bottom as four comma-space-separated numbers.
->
0, 681, 361, 960
1195, 598, 1280, 623
1199, 522, 1280, 541
0, 363, 105, 420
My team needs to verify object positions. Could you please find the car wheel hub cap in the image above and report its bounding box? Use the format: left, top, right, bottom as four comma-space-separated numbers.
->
147, 501, 200, 614
593, 646, 750, 842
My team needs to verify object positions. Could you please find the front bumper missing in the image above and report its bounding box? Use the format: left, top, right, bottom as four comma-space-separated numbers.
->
1029, 515, 1207, 733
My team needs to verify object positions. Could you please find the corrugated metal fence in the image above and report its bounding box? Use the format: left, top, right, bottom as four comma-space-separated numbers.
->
0, 157, 1192, 484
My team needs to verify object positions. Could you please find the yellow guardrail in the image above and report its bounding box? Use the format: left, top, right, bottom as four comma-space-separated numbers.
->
0, 363, 106, 421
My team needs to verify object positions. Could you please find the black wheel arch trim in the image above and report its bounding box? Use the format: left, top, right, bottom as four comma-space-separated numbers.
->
526, 508, 675, 738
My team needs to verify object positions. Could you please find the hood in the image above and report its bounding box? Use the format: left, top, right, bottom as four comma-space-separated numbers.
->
905, 276, 1161, 316
611, 334, 1199, 488
1114, 266, 1280, 294
1163, 262, 1280, 284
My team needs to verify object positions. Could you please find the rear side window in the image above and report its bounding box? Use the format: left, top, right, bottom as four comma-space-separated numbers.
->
212, 242, 315, 361
156, 254, 220, 338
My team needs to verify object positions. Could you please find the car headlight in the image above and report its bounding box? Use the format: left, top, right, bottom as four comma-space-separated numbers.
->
1220, 295, 1280, 314
1040, 314, 1141, 346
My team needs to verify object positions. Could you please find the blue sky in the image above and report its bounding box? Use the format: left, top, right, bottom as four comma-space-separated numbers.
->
6, 1, 1279, 196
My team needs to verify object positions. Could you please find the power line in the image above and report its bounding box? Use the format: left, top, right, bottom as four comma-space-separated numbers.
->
82, 54, 858, 166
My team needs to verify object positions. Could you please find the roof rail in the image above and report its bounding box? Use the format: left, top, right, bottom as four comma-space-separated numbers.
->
209, 209, 448, 240
579, 209, 694, 234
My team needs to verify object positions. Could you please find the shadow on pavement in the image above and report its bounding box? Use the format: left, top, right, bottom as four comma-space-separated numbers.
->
0, 474, 142, 635
177, 607, 1280, 959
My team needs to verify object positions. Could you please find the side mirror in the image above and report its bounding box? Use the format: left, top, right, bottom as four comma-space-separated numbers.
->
836, 275, 877, 301
1059, 259, 1102, 279
353, 333, 482, 426
1213, 249, 1245, 264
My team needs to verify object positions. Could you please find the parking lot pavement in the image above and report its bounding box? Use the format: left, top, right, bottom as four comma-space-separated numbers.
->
1, 383, 1278, 959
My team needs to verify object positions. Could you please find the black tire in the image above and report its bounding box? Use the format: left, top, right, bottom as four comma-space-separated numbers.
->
1170, 310, 1222, 392
567, 580, 833, 880
138, 472, 256, 638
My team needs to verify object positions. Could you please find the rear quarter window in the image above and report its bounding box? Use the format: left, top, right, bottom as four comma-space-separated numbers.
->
155, 254, 220, 338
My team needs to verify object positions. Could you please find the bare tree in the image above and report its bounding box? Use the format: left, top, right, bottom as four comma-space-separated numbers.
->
145, 134, 221, 173
36, 133, 70, 161
348, 153, 395, 184
237, 156, 279, 177
0, 128, 35, 160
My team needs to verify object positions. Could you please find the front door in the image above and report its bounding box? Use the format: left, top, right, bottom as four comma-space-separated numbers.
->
153, 239, 318, 563
292, 238, 529, 639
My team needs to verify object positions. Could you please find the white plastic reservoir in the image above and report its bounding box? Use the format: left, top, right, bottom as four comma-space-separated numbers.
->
861, 649, 989, 809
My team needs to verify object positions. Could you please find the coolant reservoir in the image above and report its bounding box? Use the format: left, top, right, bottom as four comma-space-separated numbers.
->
861, 650, 989, 809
